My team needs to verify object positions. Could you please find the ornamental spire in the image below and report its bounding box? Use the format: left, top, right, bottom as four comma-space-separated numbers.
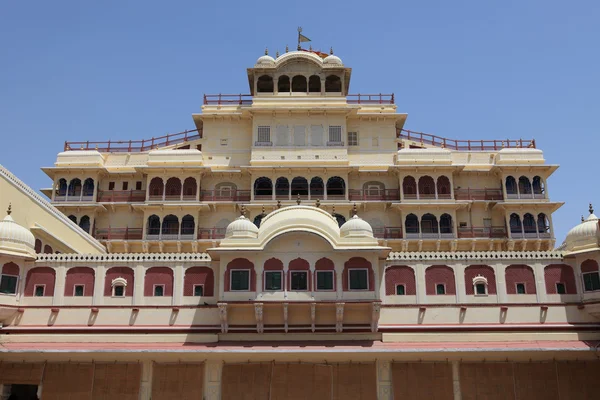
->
265, 47, 268, 55
6, 203, 11, 216
352, 203, 357, 216
590, 203, 594, 215
240, 205, 247, 217
296, 194, 301, 205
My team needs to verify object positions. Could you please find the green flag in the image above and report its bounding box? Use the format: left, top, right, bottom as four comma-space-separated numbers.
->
299, 33, 311, 43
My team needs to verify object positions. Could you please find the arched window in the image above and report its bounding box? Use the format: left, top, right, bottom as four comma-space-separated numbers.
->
385, 265, 416, 296
278, 75, 290, 93
1, 262, 20, 295
421, 214, 439, 235
509, 213, 522, 234
291, 177, 308, 197
310, 177, 324, 198
161, 215, 179, 237
505, 176, 517, 195
440, 214, 453, 234
533, 176, 544, 196
25, 267, 56, 297
308, 75, 321, 92
291, 75, 307, 92
182, 178, 197, 199
505, 265, 536, 294
254, 177, 273, 199
315, 258, 335, 291
275, 177, 289, 199
57, 178, 68, 196
79, 215, 91, 233
436, 176, 451, 198
582, 260, 600, 292
82, 178, 94, 197
149, 177, 164, 199
325, 75, 342, 92
343, 257, 374, 291
225, 258, 255, 292
402, 176, 417, 198
68, 178, 82, 197
464, 265, 496, 295
257, 75, 274, 93
326, 176, 345, 199
68, 215, 77, 224
144, 267, 174, 297
147, 215, 161, 236
165, 177, 182, 200
519, 176, 532, 195
65, 267, 94, 297
425, 265, 456, 295
544, 264, 576, 294
184, 266, 215, 296
537, 213, 549, 235
253, 214, 265, 228
181, 215, 195, 236
35, 239, 42, 253
418, 176, 435, 198
523, 213, 536, 234
405, 214, 419, 234
104, 267, 134, 297
333, 214, 346, 227
363, 181, 385, 199
43, 245, 53, 254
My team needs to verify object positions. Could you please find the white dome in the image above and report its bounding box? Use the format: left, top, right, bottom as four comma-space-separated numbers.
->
256, 54, 276, 65
340, 215, 373, 238
0, 210, 36, 259
323, 54, 343, 65
563, 211, 600, 251
225, 216, 259, 239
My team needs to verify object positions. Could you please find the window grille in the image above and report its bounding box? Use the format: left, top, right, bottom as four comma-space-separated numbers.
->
316, 271, 333, 290
349, 269, 368, 290
257, 126, 271, 143
328, 126, 342, 143
348, 132, 358, 146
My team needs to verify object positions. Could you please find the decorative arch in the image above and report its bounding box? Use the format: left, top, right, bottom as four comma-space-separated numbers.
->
363, 181, 385, 198
144, 267, 174, 297
425, 265, 456, 295
523, 213, 536, 234
291, 177, 309, 197
275, 177, 290, 198
34, 239, 42, 253
25, 267, 56, 297
505, 265, 536, 294
310, 177, 324, 198
181, 215, 195, 236
533, 176, 544, 195
439, 214, 453, 234
82, 178, 95, 197
505, 176, 517, 194
464, 265, 496, 295
184, 267, 215, 296
253, 214, 265, 228
68, 215, 77, 224
149, 177, 164, 197
581, 259, 599, 273
315, 257, 335, 291
147, 215, 161, 235
385, 265, 416, 295
43, 244, 53, 254
183, 177, 197, 198
65, 267, 94, 296
402, 176, 417, 198
79, 215, 91, 233
326, 176, 345, 198
308, 75, 321, 92
518, 176, 532, 195
418, 176, 435, 198
257, 75, 274, 93
544, 264, 576, 294
509, 213, 522, 234
254, 177, 273, 198
104, 267, 134, 297
165, 177, 182, 199
436, 176, 451, 198
215, 182, 237, 199
291, 75, 307, 92
288, 258, 311, 291
325, 75, 342, 92
161, 215, 179, 236
333, 213, 346, 227
57, 178, 68, 196
224, 258, 256, 292
405, 214, 419, 234
68, 178, 82, 197
277, 75, 290, 93
537, 213, 549, 234
421, 214, 439, 234
343, 257, 375, 291
1, 262, 19, 294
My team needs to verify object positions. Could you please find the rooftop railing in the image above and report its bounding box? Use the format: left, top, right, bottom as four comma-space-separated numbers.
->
203, 94, 253, 105
64, 129, 201, 152
346, 94, 394, 104
398, 129, 536, 151
454, 188, 504, 201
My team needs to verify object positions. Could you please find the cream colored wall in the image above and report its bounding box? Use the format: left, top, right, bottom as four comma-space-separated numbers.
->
347, 119, 397, 166
201, 119, 252, 167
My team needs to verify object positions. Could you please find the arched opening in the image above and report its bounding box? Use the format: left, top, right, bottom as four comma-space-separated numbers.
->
518, 176, 532, 195
68, 215, 77, 224
68, 178, 82, 197
325, 75, 342, 92
291, 75, 307, 92
277, 75, 290, 93
464, 265, 497, 295
257, 75, 274, 93
544, 264, 576, 294
509, 213, 522, 235
505, 265, 536, 294
57, 178, 68, 197
24, 267, 56, 297
149, 177, 164, 199
161, 215, 179, 238
104, 267, 134, 297
308, 75, 321, 92
291, 177, 309, 197
65, 266, 95, 297
402, 176, 417, 199
184, 266, 215, 296
35, 239, 42, 253
181, 215, 195, 237
79, 215, 91, 233
310, 177, 324, 199
147, 215, 161, 236
533, 176, 544, 196
275, 177, 289, 199
523, 213, 537, 235
440, 213, 453, 235
363, 181, 385, 200
254, 177, 273, 199
436, 176, 451, 198
425, 265, 456, 295
537, 213, 549, 236
333, 214, 346, 227
144, 267, 174, 297
182, 177, 197, 199
418, 176, 435, 198
165, 177, 182, 200
582, 260, 600, 292
405, 214, 419, 235
253, 214, 265, 228
505, 176, 517, 195
326, 176, 345, 199
82, 178, 94, 197
385, 265, 416, 295
43, 245, 53, 254
421, 213, 439, 236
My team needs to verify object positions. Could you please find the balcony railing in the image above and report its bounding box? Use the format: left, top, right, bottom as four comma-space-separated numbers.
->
64, 129, 201, 152
254, 141, 273, 147
146, 229, 196, 241
203, 94, 253, 105
403, 193, 452, 200
405, 231, 455, 239
53, 193, 94, 202
199, 190, 251, 202
97, 190, 146, 203
372, 227, 403, 239
326, 141, 344, 147
510, 230, 552, 239
94, 227, 143, 241
198, 227, 227, 240
398, 129, 535, 151
346, 94, 395, 104
458, 226, 507, 239
455, 188, 504, 201
349, 189, 400, 202
506, 192, 546, 200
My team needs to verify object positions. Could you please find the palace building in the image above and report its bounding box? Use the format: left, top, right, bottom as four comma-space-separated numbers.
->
1, 47, 600, 399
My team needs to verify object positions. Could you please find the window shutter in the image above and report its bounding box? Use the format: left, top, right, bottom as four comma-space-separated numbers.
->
310, 125, 323, 146
276, 125, 288, 146
293, 125, 306, 146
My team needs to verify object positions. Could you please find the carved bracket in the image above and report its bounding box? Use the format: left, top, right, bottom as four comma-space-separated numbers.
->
254, 303, 264, 333
218, 303, 228, 333
310, 303, 316, 333
283, 303, 288, 333
335, 302, 345, 333
371, 302, 381, 333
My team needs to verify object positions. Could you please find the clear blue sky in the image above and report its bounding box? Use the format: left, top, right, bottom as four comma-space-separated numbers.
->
1, 1, 598, 242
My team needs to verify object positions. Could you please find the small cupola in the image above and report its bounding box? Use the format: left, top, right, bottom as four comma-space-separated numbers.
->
339, 204, 374, 238
0, 204, 36, 259
561, 203, 600, 252
225, 207, 259, 239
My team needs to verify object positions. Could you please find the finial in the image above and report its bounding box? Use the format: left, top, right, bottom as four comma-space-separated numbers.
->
590, 203, 594, 215
352, 203, 357, 216
262, 205, 265, 214
286, 45, 289, 53
330, 47, 334, 55
265, 47, 268, 55
296, 194, 301, 205
309, 45, 312, 51
582, 215, 585, 222
277, 200, 281, 209
331, 205, 336, 216
240, 205, 247, 217
7, 203, 11, 216
276, 50, 280, 58
315, 199, 321, 208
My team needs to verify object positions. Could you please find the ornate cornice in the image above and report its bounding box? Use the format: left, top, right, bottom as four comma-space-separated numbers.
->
387, 250, 564, 262
36, 252, 211, 263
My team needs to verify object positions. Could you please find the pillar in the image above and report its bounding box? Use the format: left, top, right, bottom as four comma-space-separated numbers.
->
454, 264, 466, 304
53, 265, 66, 306
139, 360, 153, 400
533, 262, 546, 303
134, 264, 146, 305
376, 360, 392, 400
452, 361, 462, 400
92, 177, 99, 202
336, 269, 343, 300
415, 263, 427, 304
174, 264, 184, 305
494, 263, 507, 303
51, 177, 57, 201
204, 360, 223, 400
93, 265, 105, 306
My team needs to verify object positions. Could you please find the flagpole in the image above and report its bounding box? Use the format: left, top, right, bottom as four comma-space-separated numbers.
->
297, 27, 302, 50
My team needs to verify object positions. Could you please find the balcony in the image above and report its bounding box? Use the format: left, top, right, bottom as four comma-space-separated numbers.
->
506, 192, 546, 200
403, 193, 453, 200
397, 128, 535, 151
146, 228, 195, 241
405, 231, 455, 239
510, 230, 552, 239
457, 226, 507, 239
199, 190, 251, 202
97, 190, 146, 203
94, 227, 143, 241
454, 188, 503, 201
349, 189, 400, 202
197, 227, 226, 240
372, 227, 403, 239
54, 193, 94, 202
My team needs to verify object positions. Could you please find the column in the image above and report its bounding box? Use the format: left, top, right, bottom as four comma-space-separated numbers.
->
454, 264, 466, 304
520, 213, 525, 238
53, 265, 67, 306
145, 178, 152, 201
139, 360, 153, 400
310, 263, 316, 296
134, 264, 146, 305
434, 179, 438, 200
374, 257, 383, 299
51, 177, 57, 201
255, 262, 264, 297
92, 177, 98, 202
204, 360, 223, 400
336, 269, 343, 300
376, 360, 392, 400
533, 262, 546, 303
219, 261, 227, 299
162, 180, 166, 201
494, 263, 507, 303
92, 265, 105, 305
504, 213, 512, 239
415, 263, 427, 304
79, 177, 84, 201
452, 361, 462, 400
173, 265, 184, 305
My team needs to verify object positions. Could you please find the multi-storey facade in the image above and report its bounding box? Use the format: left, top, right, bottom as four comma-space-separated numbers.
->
1, 48, 600, 399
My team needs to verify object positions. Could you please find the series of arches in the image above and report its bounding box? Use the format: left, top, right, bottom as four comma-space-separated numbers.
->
55, 178, 95, 200
404, 213, 454, 238
34, 239, 54, 254
67, 215, 92, 233
148, 177, 198, 201
256, 74, 342, 94
402, 176, 451, 199
146, 214, 196, 239
509, 213, 550, 238
505, 176, 545, 199
254, 176, 346, 199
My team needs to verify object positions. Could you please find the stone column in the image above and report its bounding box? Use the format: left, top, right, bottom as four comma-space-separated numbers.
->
93, 265, 105, 305
139, 360, 153, 400
336, 269, 343, 300
415, 263, 427, 304
51, 177, 57, 201
494, 263, 507, 303
173, 264, 184, 305
53, 265, 67, 305
376, 360, 392, 400
452, 361, 462, 400
204, 360, 223, 400
454, 263, 466, 304
134, 264, 146, 305
533, 262, 546, 303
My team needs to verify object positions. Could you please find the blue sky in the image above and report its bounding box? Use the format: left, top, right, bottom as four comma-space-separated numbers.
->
1, 1, 598, 242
